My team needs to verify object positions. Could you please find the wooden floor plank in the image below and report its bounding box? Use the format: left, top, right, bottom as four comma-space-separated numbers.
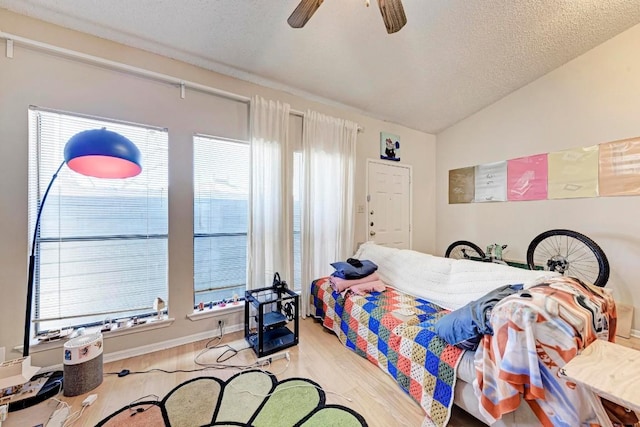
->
5, 318, 639, 426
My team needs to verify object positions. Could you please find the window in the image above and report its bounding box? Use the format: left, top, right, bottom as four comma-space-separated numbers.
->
193, 135, 249, 306
28, 108, 169, 334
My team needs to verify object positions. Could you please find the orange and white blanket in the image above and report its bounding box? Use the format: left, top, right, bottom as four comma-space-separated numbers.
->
475, 276, 617, 426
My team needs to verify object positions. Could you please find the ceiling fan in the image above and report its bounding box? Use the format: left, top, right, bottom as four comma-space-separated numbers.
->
288, 0, 407, 34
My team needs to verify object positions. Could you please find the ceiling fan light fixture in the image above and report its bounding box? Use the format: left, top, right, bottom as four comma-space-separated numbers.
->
287, 0, 407, 34
287, 0, 324, 28
377, 0, 407, 34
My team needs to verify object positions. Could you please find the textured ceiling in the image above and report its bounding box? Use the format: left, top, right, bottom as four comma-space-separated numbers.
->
1, 0, 640, 133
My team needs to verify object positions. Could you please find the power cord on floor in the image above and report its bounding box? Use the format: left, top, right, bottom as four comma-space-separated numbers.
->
46, 396, 95, 427
105, 366, 215, 376
189, 322, 261, 370
127, 394, 160, 417
191, 321, 290, 373
196, 329, 252, 364
62, 405, 86, 427
46, 399, 71, 427
194, 322, 244, 366
105, 321, 288, 377
257, 353, 291, 376
105, 322, 237, 375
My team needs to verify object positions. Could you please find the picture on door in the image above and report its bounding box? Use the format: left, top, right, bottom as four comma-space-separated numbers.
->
380, 132, 400, 161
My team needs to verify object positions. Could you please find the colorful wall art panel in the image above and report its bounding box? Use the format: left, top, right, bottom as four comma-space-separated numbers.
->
447, 135, 640, 204
548, 145, 599, 199
474, 161, 507, 202
599, 137, 640, 196
448, 167, 475, 204
507, 154, 548, 201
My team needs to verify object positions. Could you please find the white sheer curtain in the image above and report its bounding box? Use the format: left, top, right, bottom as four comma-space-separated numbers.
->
301, 110, 358, 315
247, 96, 292, 290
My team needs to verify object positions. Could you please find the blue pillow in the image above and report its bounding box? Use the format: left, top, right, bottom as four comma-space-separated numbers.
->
330, 260, 378, 280
434, 284, 523, 351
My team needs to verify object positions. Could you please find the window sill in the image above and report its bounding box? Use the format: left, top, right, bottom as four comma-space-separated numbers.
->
17, 317, 175, 354
187, 301, 244, 321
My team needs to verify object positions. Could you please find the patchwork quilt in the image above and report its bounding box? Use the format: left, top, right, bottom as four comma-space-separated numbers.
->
311, 277, 463, 427
312, 274, 618, 427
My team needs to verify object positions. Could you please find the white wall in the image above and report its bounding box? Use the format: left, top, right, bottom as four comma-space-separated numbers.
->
436, 23, 640, 332
0, 9, 436, 367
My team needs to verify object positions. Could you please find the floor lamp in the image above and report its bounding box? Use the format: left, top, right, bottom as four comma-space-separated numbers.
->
24, 127, 142, 358
4, 128, 142, 412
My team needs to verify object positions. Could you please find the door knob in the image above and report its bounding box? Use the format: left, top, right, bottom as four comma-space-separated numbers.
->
370, 231, 376, 236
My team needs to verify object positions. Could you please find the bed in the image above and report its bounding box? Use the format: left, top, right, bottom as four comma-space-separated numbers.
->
310, 242, 617, 426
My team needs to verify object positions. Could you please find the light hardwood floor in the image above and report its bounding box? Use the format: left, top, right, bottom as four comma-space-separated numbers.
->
617, 334, 640, 351
6, 319, 640, 427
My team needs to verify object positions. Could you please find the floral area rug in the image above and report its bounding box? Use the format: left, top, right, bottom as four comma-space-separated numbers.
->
96, 369, 367, 427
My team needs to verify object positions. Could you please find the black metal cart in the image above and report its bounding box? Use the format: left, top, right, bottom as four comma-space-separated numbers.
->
244, 285, 299, 358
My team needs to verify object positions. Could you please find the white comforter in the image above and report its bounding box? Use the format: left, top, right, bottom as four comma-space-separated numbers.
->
353, 242, 558, 310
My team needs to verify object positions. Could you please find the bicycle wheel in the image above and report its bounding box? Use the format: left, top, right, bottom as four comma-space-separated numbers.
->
526, 229, 610, 287
445, 240, 486, 262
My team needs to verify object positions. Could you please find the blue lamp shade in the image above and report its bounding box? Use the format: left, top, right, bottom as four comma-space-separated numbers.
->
64, 128, 142, 178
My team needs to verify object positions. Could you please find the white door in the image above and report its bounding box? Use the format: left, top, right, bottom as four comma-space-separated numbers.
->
367, 160, 412, 249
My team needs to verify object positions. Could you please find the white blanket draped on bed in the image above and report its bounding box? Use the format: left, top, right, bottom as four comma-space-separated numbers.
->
354, 242, 558, 311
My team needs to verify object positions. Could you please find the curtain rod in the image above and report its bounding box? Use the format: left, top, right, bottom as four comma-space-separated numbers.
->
1, 31, 251, 102
1, 31, 362, 131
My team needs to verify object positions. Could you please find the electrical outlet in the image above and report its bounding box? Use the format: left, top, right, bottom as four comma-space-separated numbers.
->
217, 319, 225, 328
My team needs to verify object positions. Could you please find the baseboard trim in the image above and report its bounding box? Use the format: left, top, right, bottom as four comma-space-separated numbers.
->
42, 322, 244, 372
102, 322, 244, 364
38, 324, 637, 372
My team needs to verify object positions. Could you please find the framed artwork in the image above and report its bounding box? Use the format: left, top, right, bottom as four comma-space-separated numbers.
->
599, 137, 640, 196
548, 145, 599, 199
448, 167, 475, 204
380, 132, 400, 161
474, 161, 507, 202
507, 154, 548, 201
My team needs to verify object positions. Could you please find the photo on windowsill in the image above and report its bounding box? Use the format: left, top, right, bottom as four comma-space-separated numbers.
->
34, 310, 169, 345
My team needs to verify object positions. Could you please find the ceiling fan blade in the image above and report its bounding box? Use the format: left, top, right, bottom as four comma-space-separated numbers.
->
288, 0, 324, 28
377, 0, 407, 34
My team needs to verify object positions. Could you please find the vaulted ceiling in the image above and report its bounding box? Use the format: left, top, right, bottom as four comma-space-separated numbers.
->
2, 0, 640, 133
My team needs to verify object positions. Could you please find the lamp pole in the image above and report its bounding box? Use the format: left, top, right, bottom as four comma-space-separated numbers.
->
12, 128, 141, 411
23, 161, 65, 357
22, 128, 142, 358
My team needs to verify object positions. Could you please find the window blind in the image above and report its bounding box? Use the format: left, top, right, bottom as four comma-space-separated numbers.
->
28, 107, 169, 333
193, 135, 249, 305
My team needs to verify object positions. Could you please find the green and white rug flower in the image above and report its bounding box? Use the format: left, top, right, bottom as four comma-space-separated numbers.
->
97, 370, 367, 426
